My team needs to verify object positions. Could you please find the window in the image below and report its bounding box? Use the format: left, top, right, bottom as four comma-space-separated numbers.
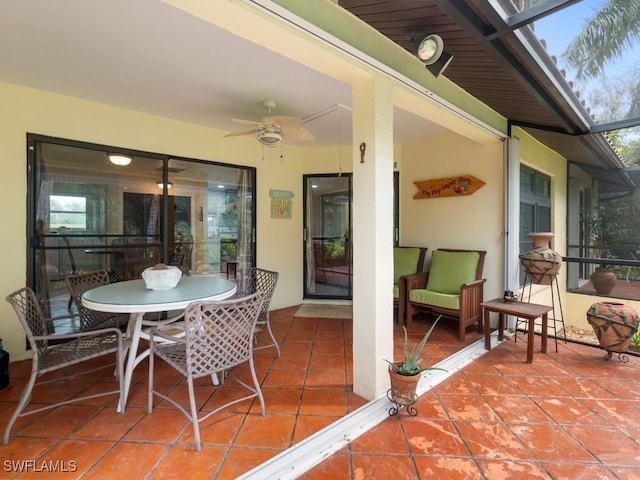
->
49, 195, 87, 230
520, 166, 551, 279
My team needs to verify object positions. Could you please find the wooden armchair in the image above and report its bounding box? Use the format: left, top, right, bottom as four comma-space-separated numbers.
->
393, 246, 427, 323
405, 248, 486, 341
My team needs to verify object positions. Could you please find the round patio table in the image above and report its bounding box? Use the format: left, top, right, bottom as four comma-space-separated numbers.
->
82, 275, 237, 412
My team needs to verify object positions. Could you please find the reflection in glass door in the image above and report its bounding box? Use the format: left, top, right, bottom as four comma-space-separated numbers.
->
27, 135, 256, 323
303, 174, 352, 299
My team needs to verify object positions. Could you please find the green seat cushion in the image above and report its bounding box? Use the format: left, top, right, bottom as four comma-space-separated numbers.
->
393, 247, 421, 284
393, 284, 400, 299
426, 250, 480, 295
409, 289, 460, 310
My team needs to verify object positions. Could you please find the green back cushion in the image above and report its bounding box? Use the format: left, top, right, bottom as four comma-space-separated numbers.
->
393, 247, 421, 284
426, 250, 480, 294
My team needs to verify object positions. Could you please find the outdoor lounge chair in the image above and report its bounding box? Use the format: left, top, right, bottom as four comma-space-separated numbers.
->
405, 248, 486, 341
393, 246, 427, 323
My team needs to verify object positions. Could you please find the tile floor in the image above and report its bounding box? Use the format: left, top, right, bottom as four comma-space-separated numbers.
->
0, 306, 639, 479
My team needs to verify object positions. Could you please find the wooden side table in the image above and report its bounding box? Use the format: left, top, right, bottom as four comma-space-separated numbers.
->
481, 298, 553, 363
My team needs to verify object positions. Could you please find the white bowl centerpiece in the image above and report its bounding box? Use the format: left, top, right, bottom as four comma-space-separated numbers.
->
142, 263, 182, 290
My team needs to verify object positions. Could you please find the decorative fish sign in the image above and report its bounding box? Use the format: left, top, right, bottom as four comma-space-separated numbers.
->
413, 175, 485, 199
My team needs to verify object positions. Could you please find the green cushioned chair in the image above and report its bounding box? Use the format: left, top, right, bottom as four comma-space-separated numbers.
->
405, 249, 486, 341
393, 247, 427, 323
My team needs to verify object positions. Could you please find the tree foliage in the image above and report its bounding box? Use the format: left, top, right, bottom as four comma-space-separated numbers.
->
563, 0, 640, 81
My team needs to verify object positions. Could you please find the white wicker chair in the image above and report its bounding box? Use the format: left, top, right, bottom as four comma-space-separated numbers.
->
4, 287, 124, 445
147, 291, 266, 451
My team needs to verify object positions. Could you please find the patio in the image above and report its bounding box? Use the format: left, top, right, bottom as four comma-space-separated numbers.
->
0, 305, 639, 479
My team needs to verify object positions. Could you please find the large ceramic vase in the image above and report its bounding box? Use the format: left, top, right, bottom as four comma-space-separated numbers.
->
590, 267, 616, 295
520, 232, 562, 285
388, 364, 419, 405
586, 302, 640, 353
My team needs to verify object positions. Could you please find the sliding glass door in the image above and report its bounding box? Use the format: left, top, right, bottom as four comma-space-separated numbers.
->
27, 134, 255, 321
303, 174, 352, 299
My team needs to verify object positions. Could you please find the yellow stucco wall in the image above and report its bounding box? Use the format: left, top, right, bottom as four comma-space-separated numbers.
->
399, 132, 506, 301
0, 81, 306, 360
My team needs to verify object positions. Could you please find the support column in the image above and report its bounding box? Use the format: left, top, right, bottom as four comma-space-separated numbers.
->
352, 76, 395, 400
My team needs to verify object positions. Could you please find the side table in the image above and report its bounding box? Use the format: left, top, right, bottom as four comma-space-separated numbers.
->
481, 298, 553, 363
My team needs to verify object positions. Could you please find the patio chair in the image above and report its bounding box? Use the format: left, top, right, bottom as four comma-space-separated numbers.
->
241, 267, 280, 356
66, 270, 128, 331
405, 248, 486, 341
4, 287, 124, 445
393, 246, 427, 323
147, 291, 266, 451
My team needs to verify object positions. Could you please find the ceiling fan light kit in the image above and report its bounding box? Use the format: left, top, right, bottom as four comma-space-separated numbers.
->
257, 131, 282, 147
225, 100, 315, 147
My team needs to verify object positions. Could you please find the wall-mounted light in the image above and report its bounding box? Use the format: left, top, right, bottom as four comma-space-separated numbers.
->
157, 181, 173, 189
414, 34, 444, 65
108, 154, 132, 166
407, 32, 453, 77
426, 51, 454, 78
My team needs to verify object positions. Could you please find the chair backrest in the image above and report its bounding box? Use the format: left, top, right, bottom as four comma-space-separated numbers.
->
6, 287, 50, 357
182, 291, 265, 377
66, 270, 114, 330
246, 268, 279, 321
426, 249, 486, 294
393, 247, 427, 284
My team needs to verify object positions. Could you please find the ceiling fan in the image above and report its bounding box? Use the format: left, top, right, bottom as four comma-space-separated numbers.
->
224, 100, 315, 147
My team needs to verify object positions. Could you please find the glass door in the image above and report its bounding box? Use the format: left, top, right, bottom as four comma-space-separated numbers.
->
303, 174, 352, 299
27, 135, 256, 323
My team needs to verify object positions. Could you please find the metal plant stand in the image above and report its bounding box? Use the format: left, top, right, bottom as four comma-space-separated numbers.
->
517, 272, 566, 351
386, 389, 418, 417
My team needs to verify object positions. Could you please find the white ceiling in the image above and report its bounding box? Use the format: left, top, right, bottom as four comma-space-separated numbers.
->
0, 0, 445, 148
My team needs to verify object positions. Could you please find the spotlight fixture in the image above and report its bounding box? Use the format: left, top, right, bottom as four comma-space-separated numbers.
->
414, 34, 444, 65
108, 154, 132, 166
257, 129, 282, 147
426, 51, 454, 78
157, 181, 173, 190
406, 31, 453, 77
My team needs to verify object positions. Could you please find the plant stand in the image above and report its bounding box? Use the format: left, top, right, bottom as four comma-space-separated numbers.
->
386, 389, 418, 417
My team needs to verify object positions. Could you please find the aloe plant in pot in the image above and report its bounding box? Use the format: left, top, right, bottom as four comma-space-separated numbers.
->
386, 315, 445, 408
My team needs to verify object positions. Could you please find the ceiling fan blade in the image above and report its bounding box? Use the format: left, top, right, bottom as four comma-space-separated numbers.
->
232, 118, 267, 127
283, 127, 315, 142
269, 115, 302, 131
224, 128, 261, 138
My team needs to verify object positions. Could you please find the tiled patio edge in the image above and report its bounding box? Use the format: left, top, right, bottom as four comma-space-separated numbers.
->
238, 332, 499, 479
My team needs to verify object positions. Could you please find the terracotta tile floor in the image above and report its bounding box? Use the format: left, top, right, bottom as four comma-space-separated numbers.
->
1, 306, 639, 479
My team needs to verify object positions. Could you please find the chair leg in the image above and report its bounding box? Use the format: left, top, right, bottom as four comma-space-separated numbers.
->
4, 370, 37, 445
458, 321, 466, 342
187, 377, 201, 452
255, 316, 280, 357
249, 358, 265, 416
406, 304, 414, 326
147, 345, 154, 414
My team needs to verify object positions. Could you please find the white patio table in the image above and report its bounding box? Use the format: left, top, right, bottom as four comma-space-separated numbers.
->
82, 275, 237, 412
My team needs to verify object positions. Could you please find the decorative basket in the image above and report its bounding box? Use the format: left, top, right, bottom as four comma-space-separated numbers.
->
142, 265, 182, 290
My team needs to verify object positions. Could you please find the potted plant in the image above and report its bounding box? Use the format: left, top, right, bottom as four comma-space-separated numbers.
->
385, 316, 444, 406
